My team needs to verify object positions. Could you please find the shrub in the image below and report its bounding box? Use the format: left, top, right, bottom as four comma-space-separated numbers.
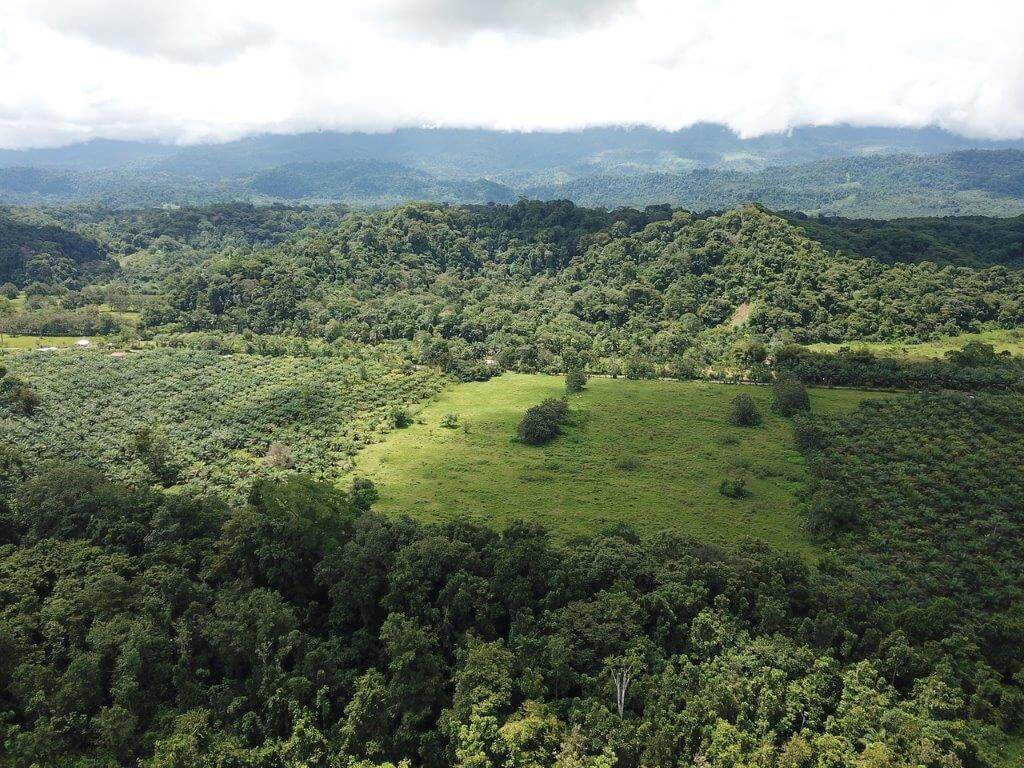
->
440, 413, 460, 429
614, 456, 641, 471
792, 414, 827, 453
133, 424, 180, 487
565, 368, 588, 394
727, 393, 762, 426
719, 477, 748, 498
0, 372, 40, 417
624, 357, 656, 380
265, 442, 296, 469
390, 406, 412, 428
350, 476, 379, 511
771, 377, 810, 416
518, 397, 569, 446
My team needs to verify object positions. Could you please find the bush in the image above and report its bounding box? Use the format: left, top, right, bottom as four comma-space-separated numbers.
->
133, 424, 180, 487
565, 368, 588, 394
771, 377, 810, 416
440, 413, 460, 429
719, 477, 748, 498
350, 476, 379, 511
517, 398, 569, 446
390, 406, 412, 428
792, 414, 827, 453
265, 442, 295, 469
727, 393, 762, 426
624, 357, 656, 380
0, 371, 39, 417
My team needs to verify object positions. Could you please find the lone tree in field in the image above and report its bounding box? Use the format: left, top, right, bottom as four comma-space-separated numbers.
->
727, 393, 762, 426
771, 376, 810, 416
565, 367, 588, 394
518, 398, 569, 446
350, 476, 379, 511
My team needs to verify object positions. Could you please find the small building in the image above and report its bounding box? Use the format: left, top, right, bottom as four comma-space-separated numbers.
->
75, 339, 91, 347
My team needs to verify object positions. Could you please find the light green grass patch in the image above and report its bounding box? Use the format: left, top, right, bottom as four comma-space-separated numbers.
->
807, 328, 1024, 360
0, 334, 99, 350
356, 374, 894, 554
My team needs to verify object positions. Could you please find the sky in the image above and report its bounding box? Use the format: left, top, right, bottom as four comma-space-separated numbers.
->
2, 0, 1023, 149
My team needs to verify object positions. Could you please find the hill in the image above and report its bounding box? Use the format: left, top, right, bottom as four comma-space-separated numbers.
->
781, 212, 1024, 267
526, 150, 1024, 217
0, 210, 116, 287
4, 127, 1024, 214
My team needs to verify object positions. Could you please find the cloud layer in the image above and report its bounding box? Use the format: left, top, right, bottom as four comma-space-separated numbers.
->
2, 0, 1023, 148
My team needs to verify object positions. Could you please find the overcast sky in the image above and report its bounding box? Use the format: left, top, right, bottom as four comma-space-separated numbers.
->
2, 0, 1023, 148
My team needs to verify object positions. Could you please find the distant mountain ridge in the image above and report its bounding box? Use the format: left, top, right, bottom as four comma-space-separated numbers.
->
1, 126, 1024, 217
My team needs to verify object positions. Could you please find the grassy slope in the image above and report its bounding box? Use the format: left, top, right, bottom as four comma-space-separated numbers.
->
0, 334, 99, 350
357, 374, 892, 554
807, 328, 1024, 359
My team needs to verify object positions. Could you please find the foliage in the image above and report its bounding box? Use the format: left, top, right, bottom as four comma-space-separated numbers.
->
771, 377, 810, 416
565, 368, 588, 394
718, 477, 748, 498
0, 461, 1019, 766
0, 346, 445, 501
783, 211, 1024, 268
726, 393, 761, 426
801, 392, 1024, 615
517, 398, 569, 446
391, 406, 413, 428
776, 343, 1024, 391
0, 365, 39, 416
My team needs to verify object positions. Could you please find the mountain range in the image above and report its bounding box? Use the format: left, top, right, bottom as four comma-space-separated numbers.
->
2, 125, 1024, 216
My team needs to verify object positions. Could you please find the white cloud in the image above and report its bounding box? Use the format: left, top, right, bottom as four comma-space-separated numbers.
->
1, 0, 1023, 148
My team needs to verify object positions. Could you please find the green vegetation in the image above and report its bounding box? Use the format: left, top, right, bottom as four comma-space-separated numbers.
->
802, 392, 1024, 614
516, 397, 570, 445
2, 197, 1024, 765
783, 212, 1024, 267
148, 202, 1024, 360
0, 334, 98, 350
356, 374, 888, 552
0, 345, 444, 500
807, 327, 1024, 359
778, 341, 1024, 391
527, 150, 1024, 217
727, 392, 762, 426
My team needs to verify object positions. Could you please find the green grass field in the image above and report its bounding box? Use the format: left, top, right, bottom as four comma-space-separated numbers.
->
356, 374, 894, 554
0, 334, 99, 350
807, 328, 1024, 359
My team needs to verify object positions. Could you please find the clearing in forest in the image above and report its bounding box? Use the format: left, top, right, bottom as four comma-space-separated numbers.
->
356, 374, 892, 554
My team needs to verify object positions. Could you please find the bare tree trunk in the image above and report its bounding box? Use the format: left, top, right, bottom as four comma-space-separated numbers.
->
611, 666, 632, 718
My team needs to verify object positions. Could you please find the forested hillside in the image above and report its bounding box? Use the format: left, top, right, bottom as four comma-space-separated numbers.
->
526, 151, 1024, 217
141, 202, 1024, 364
0, 211, 115, 287
3, 199, 1024, 766
781, 212, 1024, 267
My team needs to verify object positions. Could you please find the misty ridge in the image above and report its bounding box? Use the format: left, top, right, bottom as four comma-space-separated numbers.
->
2, 124, 1024, 216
